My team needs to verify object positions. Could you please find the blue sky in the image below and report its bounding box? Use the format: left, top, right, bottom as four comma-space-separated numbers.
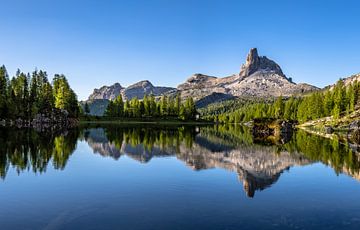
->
1, 0, 360, 100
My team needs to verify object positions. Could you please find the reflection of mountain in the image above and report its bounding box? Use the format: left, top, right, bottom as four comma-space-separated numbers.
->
85, 128, 122, 160
84, 127, 311, 197
177, 134, 311, 197
85, 128, 174, 162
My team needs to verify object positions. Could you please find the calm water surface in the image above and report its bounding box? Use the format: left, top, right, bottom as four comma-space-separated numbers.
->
1, 124, 360, 230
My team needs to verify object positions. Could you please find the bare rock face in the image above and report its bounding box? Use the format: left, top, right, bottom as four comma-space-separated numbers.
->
177, 48, 319, 101
239, 48, 285, 79
85, 81, 176, 115
88, 83, 124, 100
122, 80, 176, 100
88, 80, 176, 102
85, 48, 319, 113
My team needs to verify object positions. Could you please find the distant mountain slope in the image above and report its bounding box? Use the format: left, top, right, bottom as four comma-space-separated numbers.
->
88, 83, 124, 100
84, 48, 319, 116
195, 92, 236, 109
122, 80, 176, 100
80, 99, 110, 116
87, 80, 176, 101
178, 48, 319, 101
84, 81, 176, 116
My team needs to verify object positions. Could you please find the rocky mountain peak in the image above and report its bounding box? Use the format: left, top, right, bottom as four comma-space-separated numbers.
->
239, 48, 286, 79
88, 83, 124, 100
128, 80, 154, 89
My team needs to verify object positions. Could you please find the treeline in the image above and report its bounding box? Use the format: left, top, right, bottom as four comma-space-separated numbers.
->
0, 65, 80, 119
104, 94, 197, 120
209, 79, 360, 124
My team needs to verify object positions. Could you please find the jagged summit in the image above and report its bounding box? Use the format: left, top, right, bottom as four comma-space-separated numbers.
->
239, 48, 285, 79
85, 48, 319, 115
88, 83, 124, 100
127, 80, 153, 89
177, 48, 318, 101
88, 80, 176, 102
123, 80, 175, 100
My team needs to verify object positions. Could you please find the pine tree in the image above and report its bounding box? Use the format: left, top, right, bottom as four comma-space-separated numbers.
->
274, 96, 284, 118
84, 102, 90, 115
0, 65, 9, 118
114, 94, 124, 117
160, 95, 168, 116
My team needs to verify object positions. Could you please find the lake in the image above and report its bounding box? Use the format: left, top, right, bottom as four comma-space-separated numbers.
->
1, 124, 360, 230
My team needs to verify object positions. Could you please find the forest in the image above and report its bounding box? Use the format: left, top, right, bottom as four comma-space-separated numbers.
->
0, 65, 80, 119
101, 94, 198, 120
205, 79, 360, 124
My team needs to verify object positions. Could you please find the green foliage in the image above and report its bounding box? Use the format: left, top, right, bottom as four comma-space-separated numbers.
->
53, 74, 79, 117
84, 102, 90, 114
205, 79, 360, 124
104, 93, 197, 120
0, 65, 79, 119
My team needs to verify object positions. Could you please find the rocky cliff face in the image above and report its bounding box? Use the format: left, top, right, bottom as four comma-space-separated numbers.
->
239, 48, 285, 78
178, 48, 318, 101
88, 83, 124, 100
85, 80, 176, 115
85, 48, 319, 115
122, 80, 176, 100
87, 80, 176, 101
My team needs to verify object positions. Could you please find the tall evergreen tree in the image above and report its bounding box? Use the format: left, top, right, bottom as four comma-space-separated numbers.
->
0, 65, 9, 117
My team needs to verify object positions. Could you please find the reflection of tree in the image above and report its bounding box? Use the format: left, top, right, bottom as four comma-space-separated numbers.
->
3, 123, 360, 198
85, 125, 198, 161
0, 128, 78, 179
284, 130, 360, 179
52, 131, 79, 169
85, 125, 312, 198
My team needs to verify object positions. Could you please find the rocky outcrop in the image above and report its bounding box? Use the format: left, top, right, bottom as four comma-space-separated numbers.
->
85, 48, 319, 113
177, 48, 319, 101
123, 80, 176, 100
88, 83, 124, 100
87, 81, 176, 102
252, 119, 295, 145
0, 109, 78, 131
239, 48, 285, 79
84, 81, 177, 115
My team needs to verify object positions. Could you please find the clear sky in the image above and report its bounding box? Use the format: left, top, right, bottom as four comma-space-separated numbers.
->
1, 0, 360, 100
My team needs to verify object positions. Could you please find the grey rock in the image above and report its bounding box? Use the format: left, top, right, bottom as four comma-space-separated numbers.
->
123, 80, 176, 100
86, 48, 319, 112
239, 48, 285, 79
177, 48, 319, 101
349, 120, 360, 130
85, 80, 177, 116
88, 83, 124, 100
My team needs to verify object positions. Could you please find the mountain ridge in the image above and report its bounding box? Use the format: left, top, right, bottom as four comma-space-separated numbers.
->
83, 48, 320, 115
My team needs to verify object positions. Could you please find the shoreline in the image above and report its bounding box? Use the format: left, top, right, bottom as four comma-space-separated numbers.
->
79, 119, 215, 126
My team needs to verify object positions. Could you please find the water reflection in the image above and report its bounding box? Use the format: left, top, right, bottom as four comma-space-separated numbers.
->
0, 128, 79, 179
1, 124, 360, 198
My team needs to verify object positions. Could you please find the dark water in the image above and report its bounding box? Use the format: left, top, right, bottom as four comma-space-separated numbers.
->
1, 124, 360, 230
